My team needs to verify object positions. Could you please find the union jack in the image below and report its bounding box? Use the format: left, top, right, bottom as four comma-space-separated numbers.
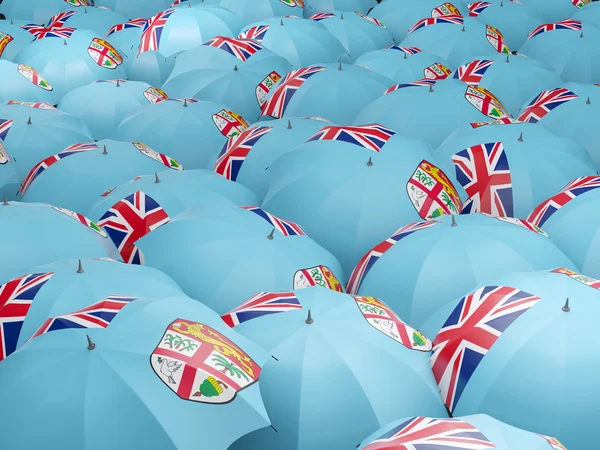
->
453, 59, 494, 85
467, 1, 491, 16
346, 221, 440, 294
309, 12, 336, 21
517, 88, 578, 123
260, 66, 325, 118
106, 18, 147, 37
21, 11, 76, 40
138, 8, 175, 54
0, 272, 54, 361
385, 80, 436, 94
98, 191, 170, 264
214, 126, 273, 181
240, 206, 306, 236
552, 267, 600, 290
431, 285, 541, 411
29, 295, 138, 339
203, 36, 262, 62
452, 142, 513, 217
408, 14, 464, 35
527, 176, 600, 226
19, 143, 99, 196
388, 45, 422, 55
238, 25, 270, 42
306, 124, 395, 152
221, 291, 301, 327
527, 19, 582, 40
362, 417, 495, 450
0, 119, 12, 141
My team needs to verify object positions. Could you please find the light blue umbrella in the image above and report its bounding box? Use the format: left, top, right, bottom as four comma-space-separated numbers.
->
429, 268, 600, 450
309, 10, 394, 63
124, 49, 176, 86
21, 139, 184, 213
0, 0, 82, 23
358, 414, 566, 449
212, 0, 305, 26
348, 213, 575, 331
520, 20, 600, 83
303, 0, 378, 17
435, 121, 595, 219
162, 38, 292, 121
113, 98, 249, 169
0, 100, 93, 179
0, 295, 270, 450
93, 0, 173, 20
259, 63, 393, 124
13, 29, 127, 99
572, 0, 600, 27
0, 18, 36, 61
58, 79, 166, 139
105, 19, 146, 60
0, 201, 119, 282
211, 116, 334, 201
228, 288, 447, 450
261, 131, 462, 277
238, 16, 348, 68
87, 168, 259, 220
137, 203, 344, 314
60, 6, 128, 36
0, 148, 19, 201
355, 78, 508, 148
0, 60, 59, 105
519, 0, 590, 23
354, 46, 453, 85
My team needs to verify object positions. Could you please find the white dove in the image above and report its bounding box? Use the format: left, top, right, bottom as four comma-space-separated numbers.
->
373, 319, 399, 339
409, 186, 427, 207
158, 357, 182, 384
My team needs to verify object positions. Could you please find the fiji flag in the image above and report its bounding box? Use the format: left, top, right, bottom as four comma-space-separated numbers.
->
238, 25, 270, 42
203, 36, 263, 62
106, 18, 148, 37
467, 1, 492, 17
0, 119, 13, 141
517, 88, 578, 123
221, 291, 301, 327
213, 126, 273, 181
408, 14, 464, 35
453, 59, 494, 85
240, 206, 306, 236
306, 124, 396, 152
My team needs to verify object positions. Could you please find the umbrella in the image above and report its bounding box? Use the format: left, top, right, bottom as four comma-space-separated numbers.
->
0, 18, 37, 61
237, 16, 348, 68
93, 0, 173, 19
0, 0, 83, 23
428, 268, 600, 449
161, 37, 292, 121
0, 295, 270, 450
13, 28, 127, 99
137, 203, 344, 314
358, 414, 566, 449
228, 288, 447, 450
259, 63, 394, 124
355, 78, 511, 148
345, 213, 575, 331
519, 0, 591, 23
0, 60, 59, 105
123, 49, 176, 86
519, 19, 600, 83
88, 168, 259, 221
212, 116, 334, 201
59, 6, 128, 37
303, 0, 379, 17
58, 79, 167, 140
308, 10, 394, 63
113, 98, 250, 170
261, 127, 463, 276
104, 17, 146, 60
434, 121, 596, 219
354, 45, 454, 85
19, 139, 184, 213
0, 201, 119, 282
525, 176, 600, 279
213, 0, 305, 25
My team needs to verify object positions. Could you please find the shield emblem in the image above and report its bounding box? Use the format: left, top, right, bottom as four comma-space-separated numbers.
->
432, 2, 461, 16
212, 109, 250, 139
486, 25, 510, 54
256, 71, 282, 107
407, 160, 463, 219
48, 205, 108, 238
551, 268, 600, 290
144, 87, 169, 104
293, 265, 344, 292
539, 434, 567, 450
87, 38, 123, 69
132, 141, 184, 171
7, 100, 55, 110
465, 85, 510, 119
354, 296, 432, 351
0, 141, 10, 165
151, 320, 261, 403
17, 65, 53, 91
64, 0, 92, 5
493, 215, 549, 238
0, 32, 13, 59
101, 186, 116, 197
423, 62, 451, 80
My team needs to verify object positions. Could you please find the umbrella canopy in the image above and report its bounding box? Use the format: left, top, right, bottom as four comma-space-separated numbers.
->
0, 18, 37, 62
0, 295, 270, 450
259, 63, 394, 124
355, 78, 510, 148
427, 268, 600, 449
212, 116, 333, 201
0, 146, 19, 201
434, 121, 596, 219
303, 0, 379, 17
358, 414, 566, 450
571, 0, 600, 27
59, 6, 128, 36
261, 128, 463, 277
58, 79, 167, 139
0, 60, 59, 105
162, 37, 292, 121
308, 10, 394, 63
519, 19, 600, 83
93, 0, 174, 19
237, 16, 348, 68
214, 0, 305, 25
0, 0, 83, 23
20, 139, 184, 213
13, 29, 127, 99
137, 203, 345, 314
123, 49, 176, 86
228, 288, 447, 450
519, 0, 590, 23
346, 213, 575, 331
0, 201, 118, 282
88, 168, 259, 221
104, 18, 146, 60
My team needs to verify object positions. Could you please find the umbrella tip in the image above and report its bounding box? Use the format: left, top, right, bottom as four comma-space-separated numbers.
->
234, 64, 238, 71
506, 53, 510, 63
580, 31, 584, 38
102, 145, 108, 155
26, 116, 32, 125
155, 172, 161, 183
451, 214, 457, 227
461, 24, 465, 32
287, 119, 292, 129
500, 0, 503, 5
10, 19, 14, 24
429, 84, 434, 93
518, 132, 523, 142
2, 193, 8, 206
340, 13, 344, 19
338, 62, 342, 71
403, 52, 407, 59
586, 96, 591, 105
116, 79, 120, 87
86, 334, 96, 350
562, 297, 570, 312
280, 19, 284, 26
63, 39, 67, 46
77, 259, 84, 273
367, 156, 373, 166
267, 228, 275, 240
305, 309, 314, 324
